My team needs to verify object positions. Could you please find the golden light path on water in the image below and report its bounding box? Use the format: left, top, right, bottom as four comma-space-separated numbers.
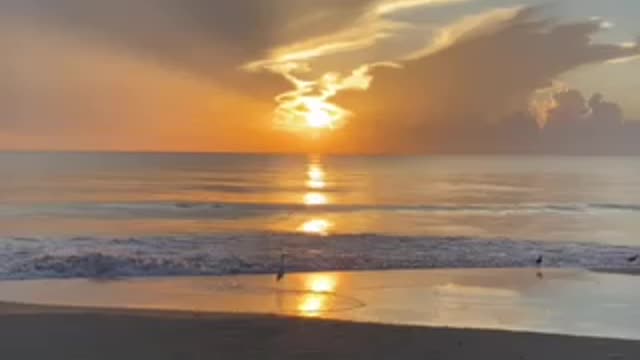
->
297, 273, 339, 317
298, 158, 334, 235
304, 192, 329, 206
306, 179, 326, 190
306, 164, 326, 189
298, 219, 333, 235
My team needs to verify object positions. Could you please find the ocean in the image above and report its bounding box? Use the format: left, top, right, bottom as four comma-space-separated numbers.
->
1, 152, 640, 279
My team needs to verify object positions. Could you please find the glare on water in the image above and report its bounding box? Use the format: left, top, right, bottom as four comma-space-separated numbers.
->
297, 274, 339, 317
304, 193, 328, 206
299, 219, 333, 235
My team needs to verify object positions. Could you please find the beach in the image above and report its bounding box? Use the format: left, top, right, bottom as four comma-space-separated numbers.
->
0, 269, 639, 358
1, 301, 639, 359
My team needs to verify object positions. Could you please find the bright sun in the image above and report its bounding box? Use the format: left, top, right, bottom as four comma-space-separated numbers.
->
306, 108, 334, 129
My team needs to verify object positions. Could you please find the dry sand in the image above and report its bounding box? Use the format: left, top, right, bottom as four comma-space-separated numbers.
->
0, 302, 638, 359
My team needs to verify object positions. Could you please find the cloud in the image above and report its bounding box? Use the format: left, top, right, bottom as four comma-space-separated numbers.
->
1, 1, 279, 92
606, 39, 640, 64
0, 1, 639, 154
0, 1, 399, 133
405, 6, 525, 59
0, 18, 278, 151
327, 6, 640, 153
248, 0, 471, 71
374, 0, 471, 15
1, 1, 395, 95
1, 1, 368, 150
335, 86, 640, 155
244, 0, 478, 134
536, 89, 639, 154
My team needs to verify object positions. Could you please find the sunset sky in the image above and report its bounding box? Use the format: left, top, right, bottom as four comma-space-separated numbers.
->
2, 0, 639, 154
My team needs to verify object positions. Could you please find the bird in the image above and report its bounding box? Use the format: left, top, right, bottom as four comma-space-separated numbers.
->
535, 255, 543, 267
627, 254, 639, 263
276, 253, 286, 282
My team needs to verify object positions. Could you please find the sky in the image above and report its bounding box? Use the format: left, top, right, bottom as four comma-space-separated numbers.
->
1, 0, 639, 154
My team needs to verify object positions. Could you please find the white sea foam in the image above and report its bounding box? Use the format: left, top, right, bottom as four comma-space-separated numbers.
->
2, 201, 640, 220
1, 233, 639, 280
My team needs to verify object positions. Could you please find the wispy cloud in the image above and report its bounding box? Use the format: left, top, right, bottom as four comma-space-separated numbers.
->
606, 40, 640, 64
405, 5, 524, 59
374, 0, 470, 15
244, 0, 475, 132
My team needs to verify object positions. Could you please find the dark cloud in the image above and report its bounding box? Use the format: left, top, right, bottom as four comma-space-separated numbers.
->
0, 0, 277, 98
338, 87, 640, 155
0, 0, 375, 82
336, 7, 640, 153
546, 90, 589, 123
538, 89, 638, 155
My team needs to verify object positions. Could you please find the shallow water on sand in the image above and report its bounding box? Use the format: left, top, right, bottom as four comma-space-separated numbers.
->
2, 269, 640, 340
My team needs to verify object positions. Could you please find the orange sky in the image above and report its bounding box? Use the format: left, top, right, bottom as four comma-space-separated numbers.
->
1, 1, 639, 154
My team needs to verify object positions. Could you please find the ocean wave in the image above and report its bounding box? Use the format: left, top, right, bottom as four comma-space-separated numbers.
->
1, 234, 639, 280
589, 203, 640, 212
3, 201, 640, 219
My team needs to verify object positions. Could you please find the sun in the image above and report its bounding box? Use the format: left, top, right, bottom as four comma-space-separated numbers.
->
305, 108, 334, 129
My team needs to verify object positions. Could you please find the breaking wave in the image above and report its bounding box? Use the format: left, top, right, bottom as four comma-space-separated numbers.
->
1, 233, 639, 280
3, 201, 640, 220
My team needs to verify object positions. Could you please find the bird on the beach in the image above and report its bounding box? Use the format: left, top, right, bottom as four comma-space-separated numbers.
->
627, 254, 639, 263
535, 255, 543, 267
276, 253, 286, 282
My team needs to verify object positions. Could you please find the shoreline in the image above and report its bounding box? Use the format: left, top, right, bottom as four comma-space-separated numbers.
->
2, 233, 640, 280
1, 301, 639, 359
2, 260, 640, 282
1, 268, 640, 340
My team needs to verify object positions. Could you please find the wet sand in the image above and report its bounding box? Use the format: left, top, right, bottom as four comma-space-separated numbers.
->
2, 269, 640, 359
1, 302, 639, 360
2, 269, 640, 339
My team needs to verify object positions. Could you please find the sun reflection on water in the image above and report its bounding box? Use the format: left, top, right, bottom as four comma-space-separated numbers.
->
298, 295, 325, 317
297, 274, 339, 317
307, 179, 326, 190
299, 219, 333, 235
298, 158, 333, 235
304, 192, 328, 206
306, 164, 327, 190
307, 274, 337, 293
307, 164, 325, 182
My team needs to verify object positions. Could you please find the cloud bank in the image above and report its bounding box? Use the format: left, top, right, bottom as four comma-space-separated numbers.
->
327, 7, 640, 153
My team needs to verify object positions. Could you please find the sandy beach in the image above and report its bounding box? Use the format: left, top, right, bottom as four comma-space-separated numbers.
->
0, 301, 638, 359
0, 269, 639, 359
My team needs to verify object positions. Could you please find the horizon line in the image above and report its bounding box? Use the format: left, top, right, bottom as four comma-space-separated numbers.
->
1, 149, 640, 158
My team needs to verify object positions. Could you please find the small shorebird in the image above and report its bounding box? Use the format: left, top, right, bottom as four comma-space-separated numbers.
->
628, 254, 639, 263
276, 253, 286, 282
535, 255, 544, 280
